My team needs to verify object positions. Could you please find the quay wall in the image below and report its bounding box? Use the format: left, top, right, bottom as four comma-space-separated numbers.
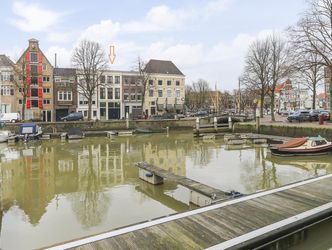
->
233, 123, 332, 140
2, 118, 210, 134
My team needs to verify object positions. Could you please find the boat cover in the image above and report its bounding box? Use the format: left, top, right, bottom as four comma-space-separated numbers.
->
271, 137, 307, 149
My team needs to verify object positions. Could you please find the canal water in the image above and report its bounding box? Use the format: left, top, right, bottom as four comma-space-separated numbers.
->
0, 132, 331, 249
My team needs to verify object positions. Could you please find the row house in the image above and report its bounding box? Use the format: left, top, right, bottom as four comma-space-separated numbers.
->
144, 59, 185, 116
122, 71, 143, 119
0, 55, 16, 113
53, 68, 77, 121
16, 39, 54, 122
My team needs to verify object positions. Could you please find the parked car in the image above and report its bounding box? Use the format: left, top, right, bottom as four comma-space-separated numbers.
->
309, 110, 320, 121
0, 113, 21, 123
194, 111, 209, 117
287, 110, 310, 122
60, 112, 84, 121
319, 110, 330, 120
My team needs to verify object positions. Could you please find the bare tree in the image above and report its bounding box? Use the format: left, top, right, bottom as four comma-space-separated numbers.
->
72, 40, 108, 120
267, 34, 293, 121
192, 79, 211, 110
292, 51, 324, 109
242, 38, 271, 118
289, 0, 332, 112
14, 59, 29, 120
135, 57, 150, 116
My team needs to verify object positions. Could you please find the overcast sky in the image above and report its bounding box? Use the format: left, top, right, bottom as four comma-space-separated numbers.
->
0, 0, 307, 90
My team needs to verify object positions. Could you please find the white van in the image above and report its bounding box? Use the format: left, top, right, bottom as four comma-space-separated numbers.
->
0, 113, 21, 123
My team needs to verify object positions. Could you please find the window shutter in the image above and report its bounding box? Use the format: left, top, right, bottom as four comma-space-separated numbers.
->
38, 88, 43, 98
26, 99, 31, 109
27, 89, 31, 97
38, 77, 43, 87
38, 99, 43, 109
38, 52, 42, 63
26, 76, 31, 85
38, 65, 42, 74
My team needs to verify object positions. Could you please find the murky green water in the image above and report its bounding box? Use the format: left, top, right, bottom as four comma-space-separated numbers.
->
0, 132, 331, 249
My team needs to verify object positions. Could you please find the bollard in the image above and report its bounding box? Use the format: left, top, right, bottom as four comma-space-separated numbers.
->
214, 117, 217, 130
196, 117, 200, 130
126, 112, 129, 129
228, 116, 232, 129
166, 126, 169, 134
256, 116, 260, 133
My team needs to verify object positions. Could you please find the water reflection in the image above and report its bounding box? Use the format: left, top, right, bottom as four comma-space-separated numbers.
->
0, 133, 331, 249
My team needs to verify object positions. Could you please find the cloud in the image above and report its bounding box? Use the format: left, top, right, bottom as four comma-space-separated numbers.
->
10, 1, 60, 32
204, 0, 232, 15
78, 20, 121, 44
47, 32, 73, 43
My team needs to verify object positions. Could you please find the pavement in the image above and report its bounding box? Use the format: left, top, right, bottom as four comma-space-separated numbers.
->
255, 114, 332, 127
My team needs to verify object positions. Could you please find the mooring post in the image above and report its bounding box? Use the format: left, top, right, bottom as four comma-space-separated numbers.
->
256, 115, 260, 134
228, 116, 232, 129
214, 117, 217, 130
126, 112, 129, 129
196, 118, 200, 130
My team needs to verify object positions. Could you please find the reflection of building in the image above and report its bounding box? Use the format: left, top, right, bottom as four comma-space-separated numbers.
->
144, 60, 185, 116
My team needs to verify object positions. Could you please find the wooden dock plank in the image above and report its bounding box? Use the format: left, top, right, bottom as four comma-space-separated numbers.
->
47, 174, 332, 250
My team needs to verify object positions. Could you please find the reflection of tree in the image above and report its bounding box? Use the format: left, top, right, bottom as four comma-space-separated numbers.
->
189, 142, 214, 167
70, 145, 110, 228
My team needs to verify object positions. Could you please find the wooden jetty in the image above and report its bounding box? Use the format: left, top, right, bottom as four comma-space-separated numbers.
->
136, 162, 230, 207
46, 173, 332, 250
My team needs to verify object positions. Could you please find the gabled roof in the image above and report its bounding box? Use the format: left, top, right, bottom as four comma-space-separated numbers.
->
144, 59, 184, 76
0, 54, 14, 67
54, 68, 76, 76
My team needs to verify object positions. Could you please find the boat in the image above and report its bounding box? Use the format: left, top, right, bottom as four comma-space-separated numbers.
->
66, 128, 84, 140
0, 130, 14, 142
269, 136, 332, 156
135, 127, 167, 134
19, 123, 42, 142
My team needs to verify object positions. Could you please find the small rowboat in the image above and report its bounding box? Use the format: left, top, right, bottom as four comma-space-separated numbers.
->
269, 136, 332, 157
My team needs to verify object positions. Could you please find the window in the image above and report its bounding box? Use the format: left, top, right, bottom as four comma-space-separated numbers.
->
100, 88, 105, 99
93, 111, 97, 117
176, 90, 180, 98
149, 80, 153, 86
107, 76, 113, 84
43, 99, 51, 104
43, 76, 50, 82
84, 110, 88, 117
124, 79, 129, 85
31, 65, 38, 74
167, 89, 172, 97
79, 94, 88, 105
31, 88, 38, 97
130, 94, 135, 100
32, 77, 38, 85
42, 64, 47, 70
130, 80, 136, 85
151, 101, 155, 105
107, 88, 113, 99
176, 81, 180, 86
43, 88, 50, 93
115, 76, 120, 84
158, 90, 163, 97
167, 80, 171, 86
158, 80, 162, 86
124, 93, 129, 100
30, 52, 38, 63
137, 93, 142, 100
100, 75, 105, 84
115, 88, 120, 99
31, 100, 38, 108
0, 86, 13, 96
58, 91, 72, 101
19, 99, 22, 104
1, 72, 10, 81
149, 89, 154, 97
